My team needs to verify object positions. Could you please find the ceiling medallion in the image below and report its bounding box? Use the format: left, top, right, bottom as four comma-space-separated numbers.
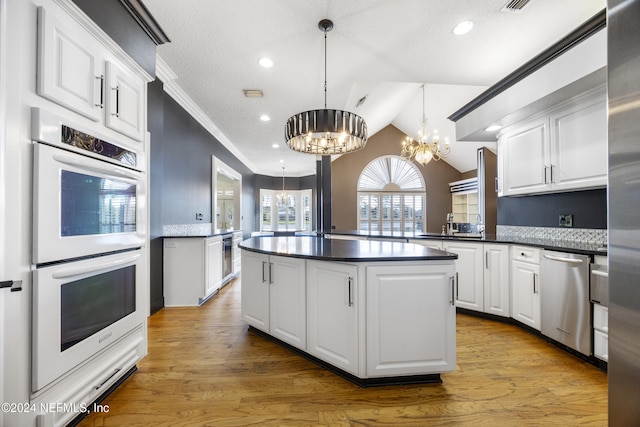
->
284, 19, 368, 155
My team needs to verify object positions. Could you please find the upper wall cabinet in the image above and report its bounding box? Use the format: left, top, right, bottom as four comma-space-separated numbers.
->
497, 87, 607, 196
37, 6, 146, 142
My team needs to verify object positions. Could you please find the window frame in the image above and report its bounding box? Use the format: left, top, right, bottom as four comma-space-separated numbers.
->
357, 156, 426, 233
260, 188, 312, 232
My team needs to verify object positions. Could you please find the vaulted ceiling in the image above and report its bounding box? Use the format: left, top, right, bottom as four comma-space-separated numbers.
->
144, 0, 605, 176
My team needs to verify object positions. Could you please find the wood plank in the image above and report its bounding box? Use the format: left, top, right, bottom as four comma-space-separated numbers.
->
79, 278, 607, 426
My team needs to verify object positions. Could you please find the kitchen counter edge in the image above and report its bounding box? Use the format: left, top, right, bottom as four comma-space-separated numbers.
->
239, 236, 458, 263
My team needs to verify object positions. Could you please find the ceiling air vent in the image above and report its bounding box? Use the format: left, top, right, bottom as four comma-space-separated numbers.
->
500, 0, 531, 12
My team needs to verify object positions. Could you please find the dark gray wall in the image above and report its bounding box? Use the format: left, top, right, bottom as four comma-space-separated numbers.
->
148, 82, 256, 313
72, 0, 157, 76
497, 188, 607, 229
148, 79, 165, 313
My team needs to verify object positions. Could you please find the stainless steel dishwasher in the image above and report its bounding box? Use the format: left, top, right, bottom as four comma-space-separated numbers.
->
540, 250, 591, 356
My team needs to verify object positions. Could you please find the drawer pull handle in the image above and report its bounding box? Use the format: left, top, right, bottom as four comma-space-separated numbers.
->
95, 368, 122, 391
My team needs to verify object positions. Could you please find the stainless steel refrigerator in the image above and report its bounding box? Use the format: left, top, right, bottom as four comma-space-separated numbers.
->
608, 1, 640, 424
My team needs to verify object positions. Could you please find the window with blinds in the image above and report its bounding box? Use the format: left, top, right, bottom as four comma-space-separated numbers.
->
260, 189, 312, 232
357, 156, 426, 233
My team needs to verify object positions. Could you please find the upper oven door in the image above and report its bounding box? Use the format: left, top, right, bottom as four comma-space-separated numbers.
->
33, 142, 145, 264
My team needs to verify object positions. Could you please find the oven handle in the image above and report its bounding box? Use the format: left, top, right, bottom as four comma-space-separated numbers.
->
51, 253, 141, 279
52, 153, 141, 181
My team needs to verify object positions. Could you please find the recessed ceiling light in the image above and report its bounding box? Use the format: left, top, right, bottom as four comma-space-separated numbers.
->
453, 21, 474, 35
272, 143, 279, 148
259, 57, 273, 68
243, 89, 263, 98
485, 124, 502, 132
260, 115, 270, 122
279, 159, 285, 163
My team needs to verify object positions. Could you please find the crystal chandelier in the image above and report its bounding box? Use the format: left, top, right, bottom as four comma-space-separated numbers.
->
285, 19, 368, 155
276, 166, 288, 207
401, 85, 451, 166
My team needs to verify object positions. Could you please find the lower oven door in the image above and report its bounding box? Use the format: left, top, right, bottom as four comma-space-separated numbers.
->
32, 249, 145, 392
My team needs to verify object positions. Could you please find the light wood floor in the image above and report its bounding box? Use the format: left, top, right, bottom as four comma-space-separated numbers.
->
79, 278, 608, 427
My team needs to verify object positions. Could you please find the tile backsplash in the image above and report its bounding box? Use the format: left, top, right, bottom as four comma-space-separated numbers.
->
163, 223, 213, 236
497, 225, 607, 245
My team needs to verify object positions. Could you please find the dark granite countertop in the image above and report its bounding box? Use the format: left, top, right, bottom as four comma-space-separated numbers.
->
328, 230, 607, 256
163, 228, 238, 238
239, 236, 458, 262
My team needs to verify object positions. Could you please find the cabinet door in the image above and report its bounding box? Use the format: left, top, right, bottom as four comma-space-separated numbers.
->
444, 242, 483, 311
511, 260, 541, 330
306, 261, 358, 375
483, 244, 510, 317
240, 251, 270, 332
37, 6, 102, 121
269, 256, 306, 350
105, 61, 146, 141
205, 237, 222, 297
366, 263, 456, 377
550, 90, 607, 191
500, 117, 550, 196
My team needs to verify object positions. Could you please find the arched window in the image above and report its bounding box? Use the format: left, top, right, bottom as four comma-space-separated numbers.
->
357, 156, 426, 233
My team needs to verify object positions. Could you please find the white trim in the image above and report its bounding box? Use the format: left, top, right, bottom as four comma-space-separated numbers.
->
212, 156, 242, 230
52, 0, 153, 83
157, 55, 258, 174
0, 0, 6, 414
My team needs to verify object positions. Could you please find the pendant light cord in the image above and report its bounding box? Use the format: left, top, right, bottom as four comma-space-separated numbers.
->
324, 30, 327, 109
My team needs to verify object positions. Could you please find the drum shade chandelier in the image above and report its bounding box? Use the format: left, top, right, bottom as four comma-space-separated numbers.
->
285, 19, 368, 155
400, 85, 451, 166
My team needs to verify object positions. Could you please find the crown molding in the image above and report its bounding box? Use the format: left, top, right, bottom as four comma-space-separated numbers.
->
155, 55, 258, 174
119, 0, 170, 45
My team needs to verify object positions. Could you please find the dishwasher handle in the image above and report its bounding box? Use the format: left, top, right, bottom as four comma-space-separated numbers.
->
543, 254, 585, 265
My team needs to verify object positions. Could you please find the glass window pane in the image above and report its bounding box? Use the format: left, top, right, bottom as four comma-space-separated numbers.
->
370, 195, 379, 220
382, 195, 391, 220
359, 194, 369, 221
262, 193, 272, 230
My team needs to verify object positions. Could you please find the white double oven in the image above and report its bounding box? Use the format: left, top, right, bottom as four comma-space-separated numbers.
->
31, 108, 146, 392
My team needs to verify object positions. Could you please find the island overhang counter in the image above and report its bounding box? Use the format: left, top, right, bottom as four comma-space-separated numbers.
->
239, 236, 459, 386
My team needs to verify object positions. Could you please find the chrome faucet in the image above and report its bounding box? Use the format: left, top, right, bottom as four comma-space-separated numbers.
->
477, 214, 485, 237
446, 213, 455, 236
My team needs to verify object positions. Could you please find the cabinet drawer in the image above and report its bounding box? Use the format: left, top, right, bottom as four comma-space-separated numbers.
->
594, 329, 608, 361
511, 245, 540, 264
593, 303, 608, 333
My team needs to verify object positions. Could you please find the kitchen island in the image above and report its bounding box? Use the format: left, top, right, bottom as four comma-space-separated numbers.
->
239, 236, 458, 386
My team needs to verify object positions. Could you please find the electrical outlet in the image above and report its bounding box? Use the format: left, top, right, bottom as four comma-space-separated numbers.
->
559, 214, 573, 227
196, 213, 203, 221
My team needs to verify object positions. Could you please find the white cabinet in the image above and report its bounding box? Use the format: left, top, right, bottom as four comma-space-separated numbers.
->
497, 88, 607, 196
205, 237, 223, 297
593, 303, 608, 361
498, 116, 549, 196
103, 60, 146, 141
510, 246, 541, 330
240, 252, 306, 350
240, 251, 270, 331
451, 192, 479, 224
163, 236, 223, 306
443, 241, 484, 311
443, 241, 510, 317
483, 244, 510, 317
366, 263, 456, 377
37, 6, 146, 142
306, 261, 358, 375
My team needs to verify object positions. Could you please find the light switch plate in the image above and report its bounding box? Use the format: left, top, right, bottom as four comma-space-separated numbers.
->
559, 214, 573, 227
